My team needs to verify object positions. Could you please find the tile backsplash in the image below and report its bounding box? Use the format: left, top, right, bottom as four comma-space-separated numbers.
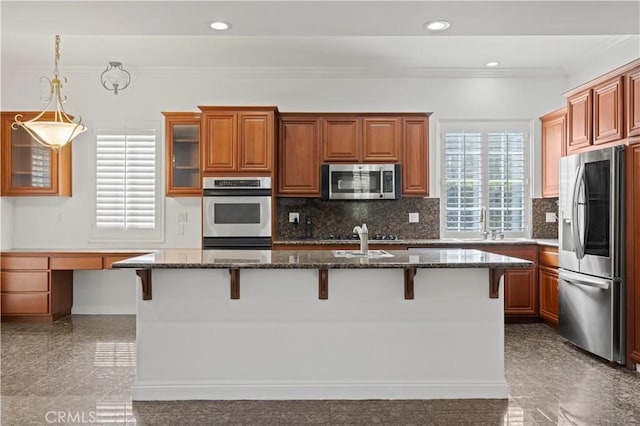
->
531, 197, 559, 239
276, 197, 558, 241
277, 198, 440, 240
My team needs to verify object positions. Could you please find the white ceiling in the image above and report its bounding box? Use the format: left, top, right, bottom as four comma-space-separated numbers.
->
2, 1, 639, 77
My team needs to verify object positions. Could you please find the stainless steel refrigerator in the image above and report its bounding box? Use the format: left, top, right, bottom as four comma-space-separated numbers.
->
558, 145, 625, 364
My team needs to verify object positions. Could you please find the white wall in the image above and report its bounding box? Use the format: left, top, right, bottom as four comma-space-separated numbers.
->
2, 67, 570, 249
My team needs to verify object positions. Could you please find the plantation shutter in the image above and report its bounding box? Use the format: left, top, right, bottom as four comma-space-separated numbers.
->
442, 123, 528, 237
444, 131, 483, 232
96, 130, 156, 230
31, 144, 52, 188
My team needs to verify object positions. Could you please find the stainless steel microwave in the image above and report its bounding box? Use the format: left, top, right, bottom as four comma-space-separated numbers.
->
321, 164, 401, 200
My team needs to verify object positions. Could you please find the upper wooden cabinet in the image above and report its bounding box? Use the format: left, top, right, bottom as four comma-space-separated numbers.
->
162, 112, 201, 196
540, 107, 566, 198
321, 116, 400, 163
566, 89, 592, 154
627, 65, 640, 138
593, 76, 624, 145
199, 106, 277, 174
278, 116, 321, 197
564, 58, 640, 154
401, 117, 429, 196
1, 111, 72, 196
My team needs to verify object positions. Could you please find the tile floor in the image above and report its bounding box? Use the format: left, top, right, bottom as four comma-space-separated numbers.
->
1, 315, 639, 425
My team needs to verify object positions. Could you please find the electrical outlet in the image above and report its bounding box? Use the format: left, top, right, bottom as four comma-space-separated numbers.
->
56, 212, 63, 224
545, 212, 557, 223
409, 212, 419, 223
176, 223, 185, 235
289, 212, 299, 223
177, 212, 188, 223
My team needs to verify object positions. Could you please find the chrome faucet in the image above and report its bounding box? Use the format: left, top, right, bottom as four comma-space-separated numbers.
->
353, 224, 369, 254
480, 207, 490, 239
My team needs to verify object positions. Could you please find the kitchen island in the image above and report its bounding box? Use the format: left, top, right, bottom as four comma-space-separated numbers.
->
113, 248, 533, 401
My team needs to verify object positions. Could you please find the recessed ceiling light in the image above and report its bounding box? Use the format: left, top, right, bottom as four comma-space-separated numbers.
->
486, 61, 500, 67
424, 20, 451, 31
210, 21, 230, 31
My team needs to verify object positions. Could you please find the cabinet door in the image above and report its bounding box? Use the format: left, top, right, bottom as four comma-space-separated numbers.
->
539, 265, 559, 326
163, 112, 201, 196
540, 108, 566, 198
278, 118, 320, 196
202, 112, 237, 172
627, 66, 640, 137
322, 118, 360, 162
567, 90, 592, 153
362, 118, 400, 162
401, 117, 429, 196
593, 76, 624, 145
504, 268, 538, 315
627, 142, 640, 366
238, 112, 273, 171
1, 112, 71, 196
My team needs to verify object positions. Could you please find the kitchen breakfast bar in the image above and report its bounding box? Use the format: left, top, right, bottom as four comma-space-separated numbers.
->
113, 248, 533, 401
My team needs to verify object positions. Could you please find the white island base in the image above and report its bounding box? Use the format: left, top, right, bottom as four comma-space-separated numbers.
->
132, 267, 507, 400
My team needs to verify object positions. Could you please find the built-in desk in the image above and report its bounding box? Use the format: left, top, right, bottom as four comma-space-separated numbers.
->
0, 250, 148, 322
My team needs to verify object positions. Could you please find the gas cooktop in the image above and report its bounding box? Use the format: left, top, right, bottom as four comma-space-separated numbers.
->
324, 234, 400, 241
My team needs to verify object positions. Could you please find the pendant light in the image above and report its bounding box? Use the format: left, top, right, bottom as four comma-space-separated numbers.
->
13, 35, 86, 150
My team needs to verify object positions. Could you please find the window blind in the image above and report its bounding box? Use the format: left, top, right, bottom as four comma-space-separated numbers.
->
442, 123, 528, 237
96, 130, 156, 231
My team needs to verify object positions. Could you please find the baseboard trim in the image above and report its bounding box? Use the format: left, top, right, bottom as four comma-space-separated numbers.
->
132, 380, 509, 401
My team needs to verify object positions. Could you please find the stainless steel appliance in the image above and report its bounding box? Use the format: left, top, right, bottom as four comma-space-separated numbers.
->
558, 145, 625, 364
202, 177, 272, 249
321, 164, 400, 200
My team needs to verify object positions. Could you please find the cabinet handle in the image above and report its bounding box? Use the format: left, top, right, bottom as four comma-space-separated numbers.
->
172, 155, 176, 167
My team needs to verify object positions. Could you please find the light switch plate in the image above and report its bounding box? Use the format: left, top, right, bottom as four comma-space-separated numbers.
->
545, 212, 557, 223
409, 212, 419, 223
289, 212, 300, 223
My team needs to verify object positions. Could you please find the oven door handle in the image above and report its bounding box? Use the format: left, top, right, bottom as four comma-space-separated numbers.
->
559, 270, 610, 290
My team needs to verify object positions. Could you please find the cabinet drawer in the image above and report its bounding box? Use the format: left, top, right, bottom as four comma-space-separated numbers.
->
539, 247, 559, 268
1, 271, 49, 292
0, 256, 48, 270
103, 255, 137, 269
50, 256, 103, 270
1, 293, 49, 314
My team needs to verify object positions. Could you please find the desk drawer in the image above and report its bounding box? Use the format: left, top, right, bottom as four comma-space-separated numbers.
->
1, 293, 49, 314
103, 255, 137, 269
539, 247, 559, 268
50, 256, 103, 270
1, 271, 49, 292
0, 256, 48, 271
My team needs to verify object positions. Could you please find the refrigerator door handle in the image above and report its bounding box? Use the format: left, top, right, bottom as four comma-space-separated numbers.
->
572, 163, 586, 259
559, 270, 610, 290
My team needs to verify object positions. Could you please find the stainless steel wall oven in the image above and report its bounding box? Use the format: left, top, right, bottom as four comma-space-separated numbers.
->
202, 177, 272, 249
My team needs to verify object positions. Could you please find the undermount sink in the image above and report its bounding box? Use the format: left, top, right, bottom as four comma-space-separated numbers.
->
332, 249, 394, 258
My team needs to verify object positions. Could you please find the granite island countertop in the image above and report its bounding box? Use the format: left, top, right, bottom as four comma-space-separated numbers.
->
112, 248, 534, 270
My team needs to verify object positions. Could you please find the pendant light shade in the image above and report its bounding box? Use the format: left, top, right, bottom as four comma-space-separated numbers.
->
12, 35, 86, 150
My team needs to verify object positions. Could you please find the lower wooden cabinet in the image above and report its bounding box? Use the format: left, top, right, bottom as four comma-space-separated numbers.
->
539, 266, 559, 326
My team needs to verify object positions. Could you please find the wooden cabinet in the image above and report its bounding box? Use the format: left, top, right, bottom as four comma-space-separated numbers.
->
477, 245, 538, 317
200, 106, 277, 173
321, 116, 400, 163
567, 90, 592, 153
627, 65, 640, 138
626, 141, 640, 368
1, 111, 72, 196
322, 117, 360, 162
538, 246, 559, 327
163, 112, 201, 196
593, 76, 624, 145
278, 116, 321, 196
401, 117, 429, 196
540, 108, 566, 198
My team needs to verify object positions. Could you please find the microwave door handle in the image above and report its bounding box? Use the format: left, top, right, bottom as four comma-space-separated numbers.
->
379, 167, 384, 197
572, 163, 586, 259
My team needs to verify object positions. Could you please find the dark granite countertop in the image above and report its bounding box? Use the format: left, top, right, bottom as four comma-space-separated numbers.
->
112, 248, 533, 270
273, 238, 558, 247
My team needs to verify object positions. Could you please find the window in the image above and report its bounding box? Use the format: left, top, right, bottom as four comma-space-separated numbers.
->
440, 121, 530, 238
93, 126, 163, 242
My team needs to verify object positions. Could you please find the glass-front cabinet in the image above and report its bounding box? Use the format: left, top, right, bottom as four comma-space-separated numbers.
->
163, 112, 202, 196
1, 111, 72, 196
